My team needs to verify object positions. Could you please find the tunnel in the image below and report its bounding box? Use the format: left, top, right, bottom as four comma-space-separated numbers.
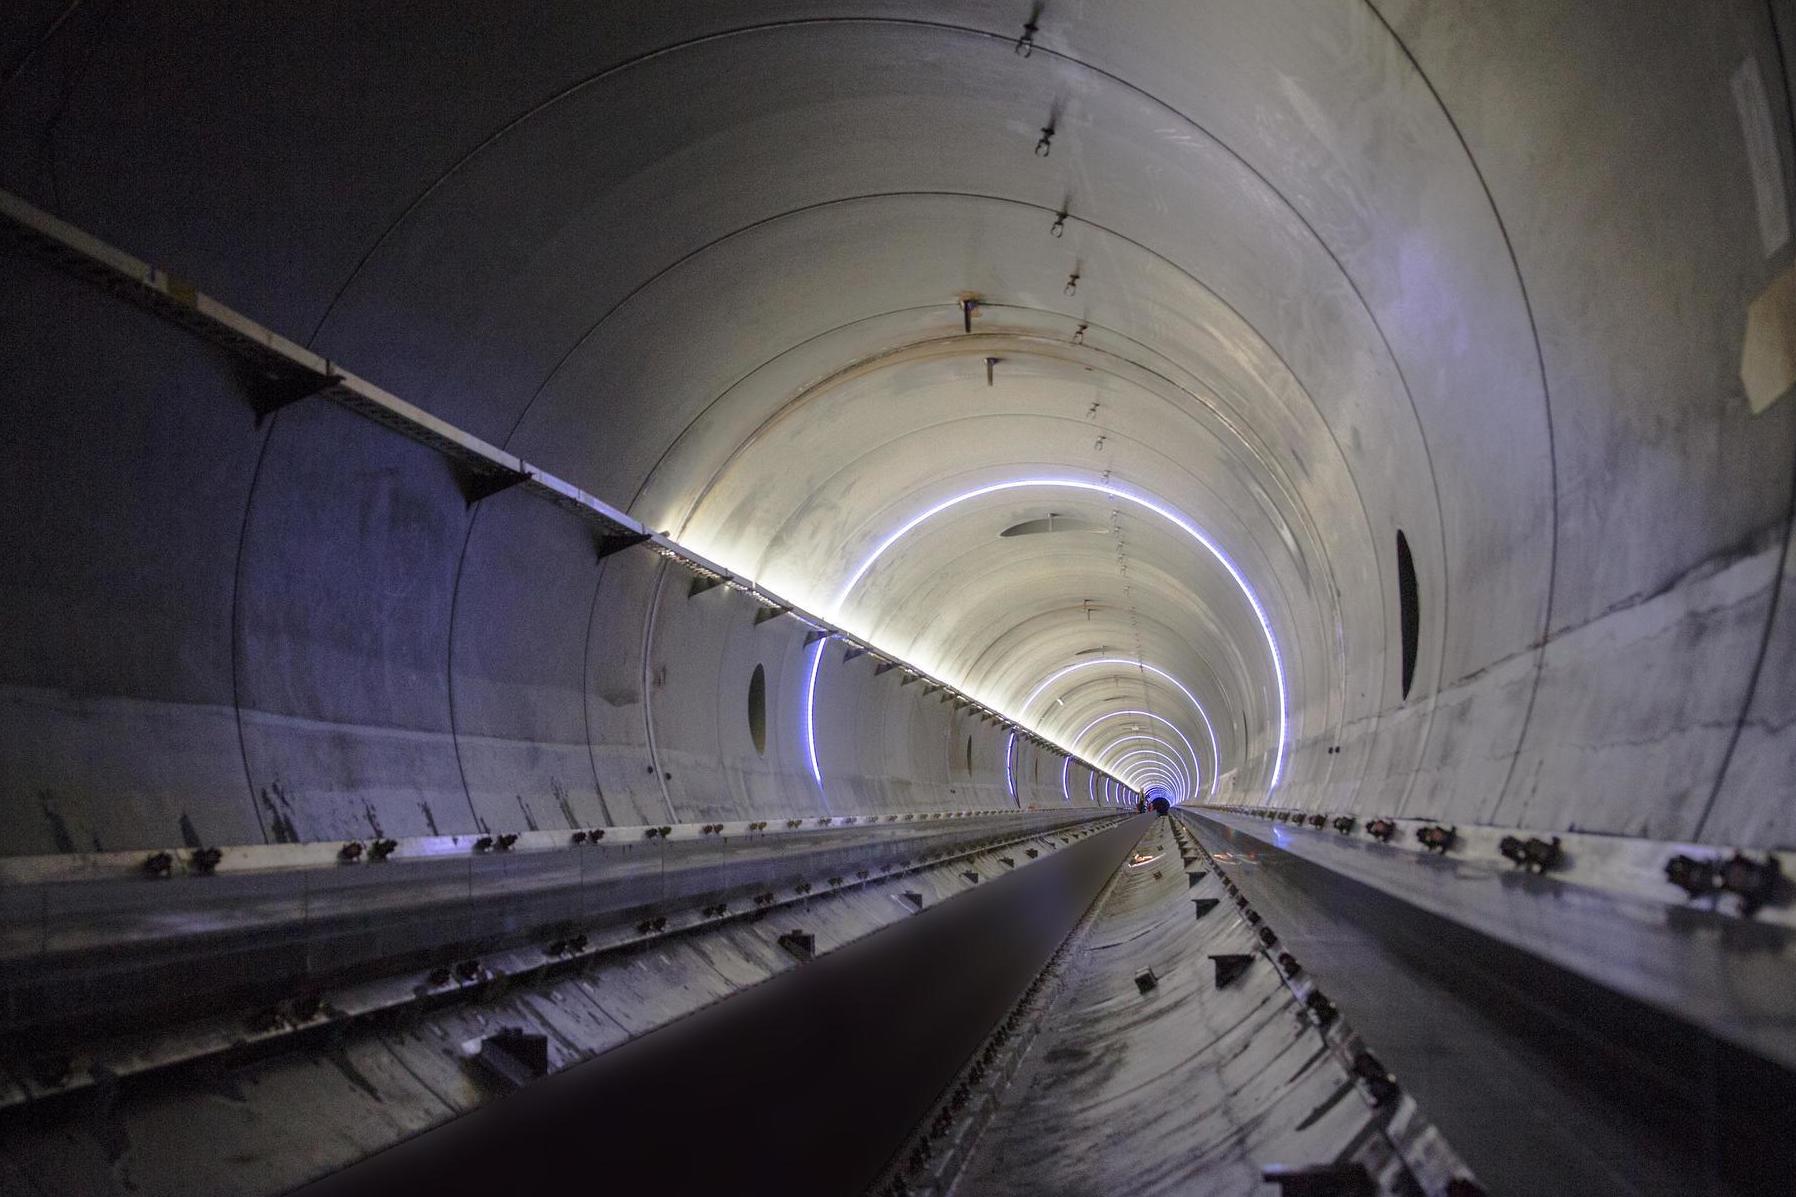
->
2, 3, 1795, 1194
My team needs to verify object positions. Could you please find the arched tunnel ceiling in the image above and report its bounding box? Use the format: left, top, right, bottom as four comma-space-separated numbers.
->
4, 0, 1791, 840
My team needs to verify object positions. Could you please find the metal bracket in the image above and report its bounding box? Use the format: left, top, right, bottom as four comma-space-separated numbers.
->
754, 605, 790, 626
1210, 953, 1254, 987
595, 531, 651, 561
462, 465, 528, 506
243, 367, 339, 424
688, 574, 727, 598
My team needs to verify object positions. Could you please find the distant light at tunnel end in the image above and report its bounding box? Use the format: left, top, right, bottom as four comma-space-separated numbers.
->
829, 476, 1288, 797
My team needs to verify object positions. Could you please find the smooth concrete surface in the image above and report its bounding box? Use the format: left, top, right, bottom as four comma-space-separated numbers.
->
3, 2, 1796, 1194
3, 2, 1794, 853
0, 821, 1122, 1196
957, 816, 1469, 1195
294, 818, 1148, 1197
1184, 812, 1796, 1196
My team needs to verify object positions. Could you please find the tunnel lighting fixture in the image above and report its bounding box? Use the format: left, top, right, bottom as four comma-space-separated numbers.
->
801, 634, 830, 806
1074, 710, 1204, 799
1004, 731, 1018, 801
1025, 659, 1220, 800
1131, 766, 1177, 790
1098, 733, 1190, 783
1110, 747, 1183, 781
1061, 755, 1072, 804
830, 477, 1288, 794
1101, 737, 1191, 799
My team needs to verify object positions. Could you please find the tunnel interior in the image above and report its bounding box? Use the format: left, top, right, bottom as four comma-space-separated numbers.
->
2, 3, 1795, 1195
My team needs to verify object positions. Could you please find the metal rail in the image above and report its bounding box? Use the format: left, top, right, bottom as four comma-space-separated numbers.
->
1190, 808, 1796, 1074
0, 187, 1126, 780
0, 809, 1121, 1111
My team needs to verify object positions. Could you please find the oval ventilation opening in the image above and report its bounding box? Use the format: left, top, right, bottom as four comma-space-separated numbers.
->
748, 664, 767, 755
999, 513, 1107, 537
1396, 530, 1419, 701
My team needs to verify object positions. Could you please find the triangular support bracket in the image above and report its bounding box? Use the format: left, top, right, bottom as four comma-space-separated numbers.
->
595, 531, 651, 561
1210, 953, 1254, 988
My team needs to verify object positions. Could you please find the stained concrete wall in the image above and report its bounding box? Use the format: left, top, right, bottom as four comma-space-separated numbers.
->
2, 2, 1794, 855
0, 247, 1107, 854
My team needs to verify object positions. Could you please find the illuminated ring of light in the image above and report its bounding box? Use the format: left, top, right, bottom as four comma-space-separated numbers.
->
1112, 749, 1182, 787
1128, 761, 1180, 788
1060, 755, 1072, 804
1073, 710, 1203, 798
1088, 772, 1097, 804
1099, 736, 1185, 801
1097, 733, 1191, 781
1112, 748, 1184, 789
1098, 736, 1192, 799
1024, 659, 1220, 801
801, 636, 830, 806
830, 477, 1286, 793
1134, 778, 1177, 800
1004, 731, 1017, 803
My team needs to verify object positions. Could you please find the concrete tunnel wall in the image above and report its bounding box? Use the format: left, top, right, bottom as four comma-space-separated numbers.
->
0, 257, 1109, 851
2, 1, 1796, 858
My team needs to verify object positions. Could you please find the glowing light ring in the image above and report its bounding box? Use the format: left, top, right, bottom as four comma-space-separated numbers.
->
1112, 748, 1183, 782
1116, 755, 1181, 788
801, 636, 829, 808
1099, 735, 1192, 798
1106, 754, 1178, 801
1074, 710, 1203, 799
1128, 759, 1180, 786
1088, 772, 1097, 804
1024, 659, 1220, 801
1004, 731, 1017, 803
1098, 733, 1190, 773
832, 477, 1286, 793
1060, 756, 1072, 804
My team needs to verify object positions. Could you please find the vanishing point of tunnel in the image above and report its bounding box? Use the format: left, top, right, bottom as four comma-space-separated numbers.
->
2, 3, 1795, 1195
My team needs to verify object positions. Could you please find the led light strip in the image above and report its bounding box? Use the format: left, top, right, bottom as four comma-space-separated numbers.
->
1111, 748, 1184, 787
830, 477, 1287, 792
1022, 658, 1220, 801
1096, 735, 1192, 799
1102, 743, 1189, 797
0, 188, 1147, 825
1004, 730, 1017, 803
1073, 710, 1203, 802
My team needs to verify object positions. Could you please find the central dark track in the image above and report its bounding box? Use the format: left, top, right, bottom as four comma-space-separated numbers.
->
299, 815, 1149, 1197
